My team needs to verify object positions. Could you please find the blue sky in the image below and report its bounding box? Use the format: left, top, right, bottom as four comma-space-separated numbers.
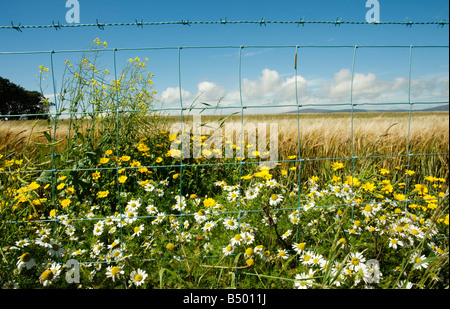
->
0, 0, 448, 114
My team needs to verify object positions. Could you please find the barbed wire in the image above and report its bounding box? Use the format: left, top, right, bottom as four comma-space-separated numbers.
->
2, 18, 448, 32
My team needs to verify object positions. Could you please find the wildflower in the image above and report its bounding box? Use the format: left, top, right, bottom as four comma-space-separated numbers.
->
410, 253, 429, 270
300, 250, 315, 266
118, 175, 127, 184
277, 249, 289, 260
348, 252, 366, 271
388, 238, 404, 249
99, 157, 110, 165
292, 242, 306, 255
269, 194, 283, 206
231, 234, 243, 246
344, 176, 360, 187
14, 238, 30, 248
361, 204, 375, 217
2, 281, 18, 289
202, 221, 216, 232
332, 162, 344, 171
361, 182, 376, 192
47, 241, 64, 258
294, 269, 316, 289
266, 179, 278, 188
244, 247, 254, 259
131, 224, 144, 238
60, 199, 71, 208
166, 243, 176, 251
405, 170, 415, 176
71, 249, 86, 256
397, 280, 413, 289
245, 187, 260, 200
151, 212, 166, 225
281, 229, 292, 240
203, 198, 216, 208
227, 191, 240, 202
16, 252, 36, 271
93, 225, 104, 236
97, 190, 109, 198
106, 265, 124, 282
130, 269, 148, 287
380, 180, 393, 194
92, 171, 101, 180
241, 232, 255, 245
413, 184, 428, 195
222, 245, 234, 256
223, 217, 238, 230
379, 168, 390, 175
39, 270, 55, 287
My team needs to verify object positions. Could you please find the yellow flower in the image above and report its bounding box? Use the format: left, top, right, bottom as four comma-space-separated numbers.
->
361, 182, 376, 192
119, 155, 131, 162
344, 176, 360, 187
444, 215, 449, 225
92, 171, 101, 180
61, 199, 71, 208
332, 162, 344, 171
172, 173, 180, 180
105, 149, 113, 156
56, 183, 65, 190
97, 190, 109, 198
379, 168, 390, 175
49, 209, 58, 217
66, 187, 75, 195
310, 176, 319, 183
118, 175, 127, 184
413, 184, 428, 195
156, 157, 163, 163
99, 157, 110, 165
166, 243, 176, 251
203, 198, 216, 208
405, 170, 415, 176
393, 193, 405, 201
29, 182, 40, 190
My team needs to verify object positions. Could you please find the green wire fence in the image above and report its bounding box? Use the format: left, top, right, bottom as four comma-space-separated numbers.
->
0, 20, 449, 288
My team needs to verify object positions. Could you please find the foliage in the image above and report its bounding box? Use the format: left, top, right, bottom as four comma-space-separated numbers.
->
0, 76, 50, 120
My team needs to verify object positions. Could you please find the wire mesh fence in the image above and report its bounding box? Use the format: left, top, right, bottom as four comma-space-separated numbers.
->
0, 21, 449, 289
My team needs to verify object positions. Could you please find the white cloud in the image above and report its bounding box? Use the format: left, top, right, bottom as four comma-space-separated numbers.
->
157, 68, 448, 113
159, 87, 192, 105
196, 81, 227, 102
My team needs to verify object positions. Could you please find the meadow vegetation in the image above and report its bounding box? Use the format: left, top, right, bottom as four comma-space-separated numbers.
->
0, 39, 448, 289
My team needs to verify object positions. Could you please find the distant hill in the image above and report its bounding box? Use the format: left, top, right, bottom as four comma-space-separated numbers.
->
284, 104, 449, 114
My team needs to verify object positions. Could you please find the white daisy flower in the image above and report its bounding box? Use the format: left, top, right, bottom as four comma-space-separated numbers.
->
223, 217, 238, 230
269, 194, 283, 206
106, 265, 124, 282
130, 269, 148, 287
16, 252, 36, 271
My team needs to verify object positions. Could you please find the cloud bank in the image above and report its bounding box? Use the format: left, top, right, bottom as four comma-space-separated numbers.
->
156, 68, 449, 113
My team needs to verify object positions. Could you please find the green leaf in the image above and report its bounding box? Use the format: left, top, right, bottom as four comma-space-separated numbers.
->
36, 170, 53, 184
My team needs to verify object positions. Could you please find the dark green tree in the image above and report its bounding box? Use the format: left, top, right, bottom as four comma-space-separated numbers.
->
0, 77, 50, 119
